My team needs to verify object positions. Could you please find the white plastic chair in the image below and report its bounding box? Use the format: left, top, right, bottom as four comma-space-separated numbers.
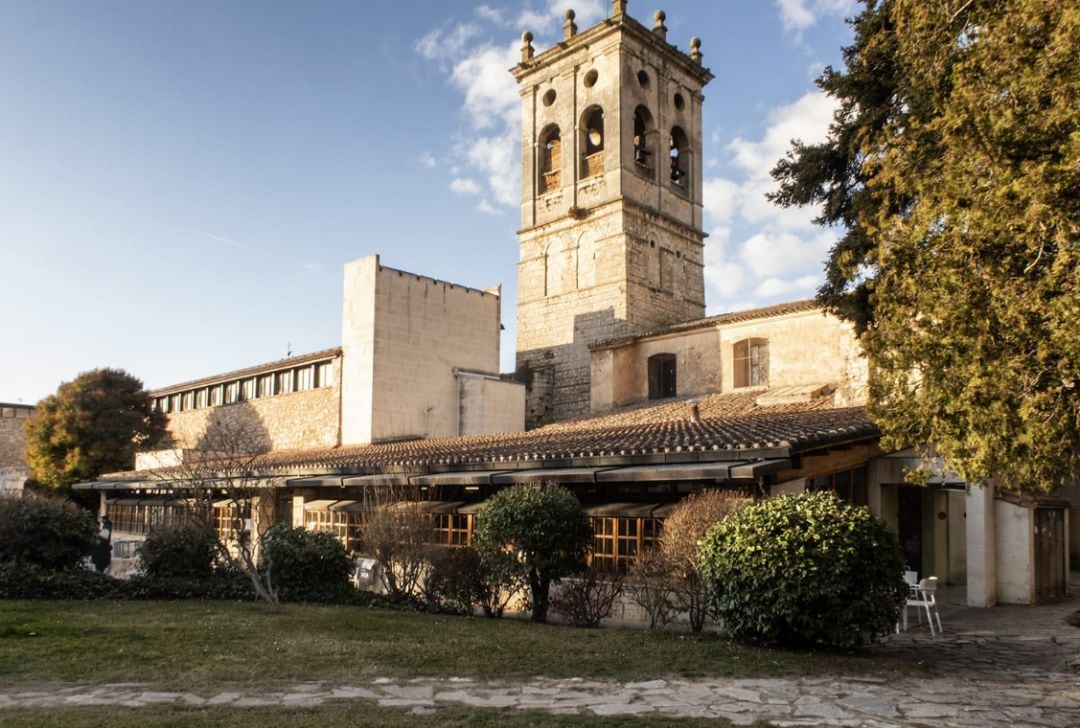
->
902, 576, 943, 635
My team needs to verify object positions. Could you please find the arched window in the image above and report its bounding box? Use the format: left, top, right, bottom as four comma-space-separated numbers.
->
538, 125, 561, 194
581, 107, 605, 178
669, 126, 690, 188
648, 353, 677, 400
632, 105, 655, 179
733, 338, 768, 388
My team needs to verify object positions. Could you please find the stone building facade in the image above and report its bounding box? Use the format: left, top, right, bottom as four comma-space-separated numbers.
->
514, 2, 712, 427
76, 2, 1072, 608
142, 255, 524, 469
0, 403, 33, 493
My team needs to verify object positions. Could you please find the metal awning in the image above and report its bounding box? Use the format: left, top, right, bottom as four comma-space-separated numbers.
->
379, 500, 466, 514
491, 467, 611, 484
105, 497, 146, 506
597, 462, 738, 482
728, 459, 790, 478
303, 499, 341, 511
342, 473, 411, 487
410, 471, 512, 486
456, 500, 488, 515
287, 476, 346, 488
583, 502, 678, 519
212, 498, 249, 508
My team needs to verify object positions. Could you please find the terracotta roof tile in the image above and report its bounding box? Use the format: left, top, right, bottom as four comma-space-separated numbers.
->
108, 389, 879, 480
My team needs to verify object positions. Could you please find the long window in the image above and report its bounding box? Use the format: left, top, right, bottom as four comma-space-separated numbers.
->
733, 338, 768, 388
590, 516, 663, 573
538, 125, 562, 194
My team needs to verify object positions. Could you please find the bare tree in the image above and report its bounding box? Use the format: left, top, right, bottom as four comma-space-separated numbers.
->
660, 489, 750, 634
147, 408, 281, 609
356, 485, 434, 600
626, 547, 676, 629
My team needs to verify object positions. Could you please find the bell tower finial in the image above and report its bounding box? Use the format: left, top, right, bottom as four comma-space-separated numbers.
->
521, 31, 534, 62
612, 0, 627, 18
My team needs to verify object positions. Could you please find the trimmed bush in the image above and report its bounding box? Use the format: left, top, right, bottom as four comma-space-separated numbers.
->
700, 491, 908, 648
260, 525, 353, 603
474, 484, 593, 623
0, 493, 96, 570
420, 546, 483, 615
0, 563, 119, 600
138, 523, 218, 579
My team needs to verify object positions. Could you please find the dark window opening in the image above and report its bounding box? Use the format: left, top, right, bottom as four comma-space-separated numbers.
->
582, 108, 605, 178
648, 353, 677, 400
633, 105, 655, 179
669, 126, 690, 187
539, 125, 562, 194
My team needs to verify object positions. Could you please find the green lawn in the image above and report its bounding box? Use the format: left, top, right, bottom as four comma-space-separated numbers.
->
0, 599, 919, 690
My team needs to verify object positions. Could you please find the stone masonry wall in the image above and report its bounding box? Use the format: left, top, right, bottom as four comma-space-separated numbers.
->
591, 308, 869, 410
514, 10, 711, 428
365, 260, 505, 443
0, 405, 33, 484
160, 364, 341, 453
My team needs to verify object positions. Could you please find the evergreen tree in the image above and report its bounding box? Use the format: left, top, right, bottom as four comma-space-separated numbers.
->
771, 0, 1079, 490
24, 368, 166, 490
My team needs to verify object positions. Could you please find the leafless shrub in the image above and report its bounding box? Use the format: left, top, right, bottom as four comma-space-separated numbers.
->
660, 489, 750, 633
549, 569, 624, 628
626, 548, 676, 628
357, 487, 433, 600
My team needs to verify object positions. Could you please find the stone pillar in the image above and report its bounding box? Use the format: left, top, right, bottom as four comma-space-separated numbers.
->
965, 483, 997, 607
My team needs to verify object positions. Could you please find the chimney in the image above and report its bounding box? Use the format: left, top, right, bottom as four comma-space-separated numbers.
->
687, 400, 701, 425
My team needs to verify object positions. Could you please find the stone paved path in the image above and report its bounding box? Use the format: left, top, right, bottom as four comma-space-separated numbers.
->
3, 591, 1079, 726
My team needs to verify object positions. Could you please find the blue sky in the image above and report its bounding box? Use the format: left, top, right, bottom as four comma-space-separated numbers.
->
0, 0, 857, 404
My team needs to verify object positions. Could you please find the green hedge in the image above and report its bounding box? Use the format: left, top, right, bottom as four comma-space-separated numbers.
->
0, 493, 96, 570
700, 491, 908, 648
260, 525, 354, 603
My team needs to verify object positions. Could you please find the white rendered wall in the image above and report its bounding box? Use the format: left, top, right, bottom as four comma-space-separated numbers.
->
994, 500, 1035, 604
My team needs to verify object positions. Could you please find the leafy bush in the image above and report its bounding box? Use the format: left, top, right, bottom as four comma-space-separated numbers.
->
0, 493, 96, 570
420, 546, 482, 615
474, 484, 593, 623
700, 491, 908, 648
260, 525, 353, 603
137, 523, 218, 579
0, 563, 119, 600
124, 568, 254, 601
550, 570, 624, 628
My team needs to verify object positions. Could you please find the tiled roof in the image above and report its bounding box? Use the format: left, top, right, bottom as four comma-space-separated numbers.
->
151, 347, 343, 396
594, 299, 821, 349
106, 389, 878, 480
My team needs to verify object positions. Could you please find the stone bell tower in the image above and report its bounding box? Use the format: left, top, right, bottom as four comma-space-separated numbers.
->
513, 0, 713, 427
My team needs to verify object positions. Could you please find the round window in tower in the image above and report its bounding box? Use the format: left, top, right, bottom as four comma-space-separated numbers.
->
543, 89, 557, 107
583, 69, 599, 88
638, 70, 650, 88
674, 92, 685, 111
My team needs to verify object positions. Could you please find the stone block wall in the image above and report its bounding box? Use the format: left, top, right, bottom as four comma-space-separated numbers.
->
590, 307, 869, 411
458, 374, 526, 436
342, 256, 511, 444
0, 404, 33, 491
159, 384, 340, 453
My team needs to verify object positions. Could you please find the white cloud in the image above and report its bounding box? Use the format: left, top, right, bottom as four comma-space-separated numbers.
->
702, 90, 839, 308
450, 42, 520, 131
475, 5, 506, 25
415, 23, 479, 66
518, 0, 606, 31
477, 199, 501, 216
727, 91, 836, 179
449, 178, 483, 196
776, 0, 856, 36
418, 151, 437, 168
738, 231, 833, 279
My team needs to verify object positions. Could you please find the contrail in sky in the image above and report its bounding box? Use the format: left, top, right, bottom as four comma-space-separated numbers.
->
207, 233, 261, 252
